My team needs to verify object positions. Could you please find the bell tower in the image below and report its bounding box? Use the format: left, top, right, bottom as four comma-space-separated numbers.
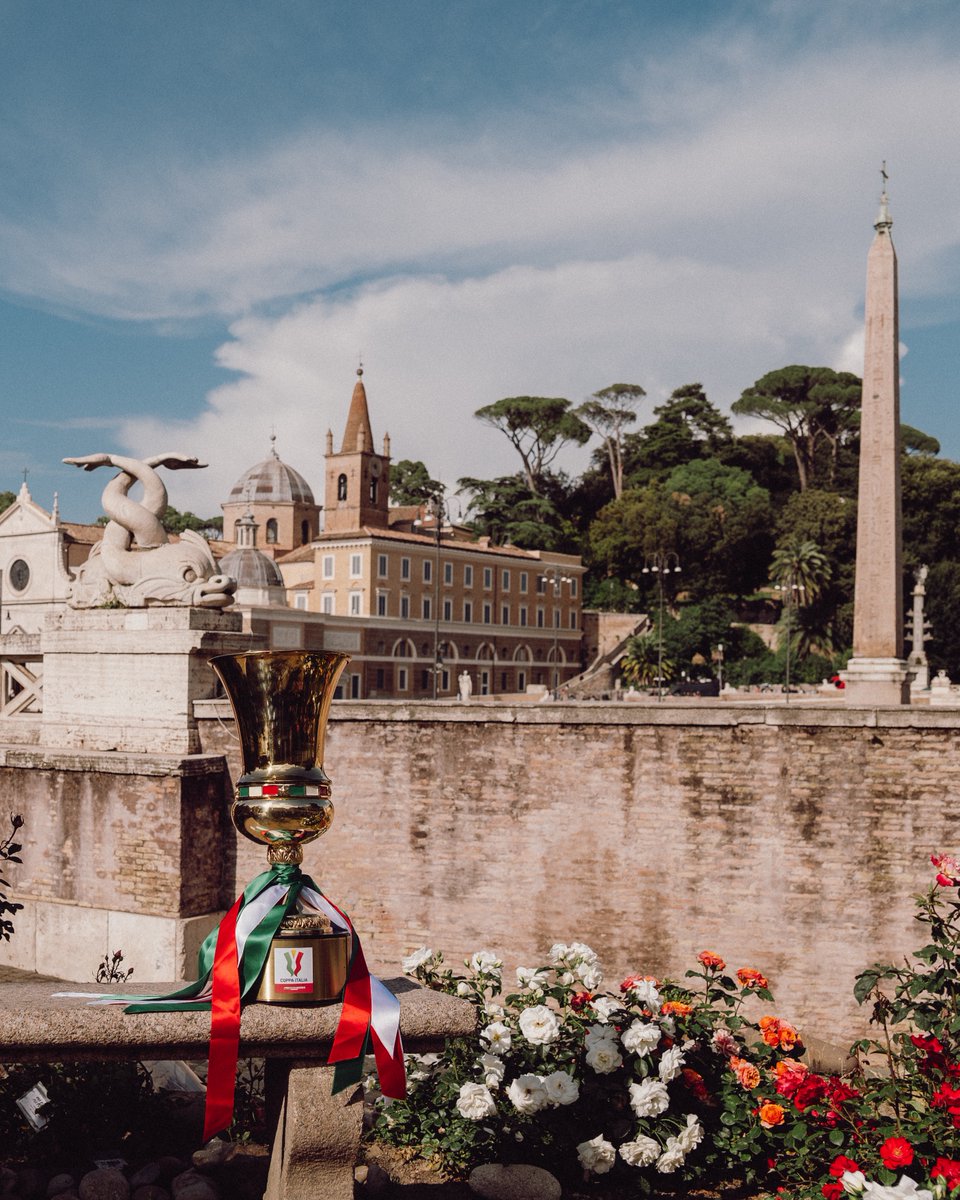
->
323, 368, 391, 534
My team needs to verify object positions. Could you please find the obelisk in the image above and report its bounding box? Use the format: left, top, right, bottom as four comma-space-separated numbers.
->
844, 169, 912, 704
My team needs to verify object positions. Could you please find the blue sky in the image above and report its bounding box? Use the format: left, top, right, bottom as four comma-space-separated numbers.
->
2, 0, 960, 523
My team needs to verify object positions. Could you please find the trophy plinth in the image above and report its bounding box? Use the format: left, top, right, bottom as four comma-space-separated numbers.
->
211, 650, 351, 1003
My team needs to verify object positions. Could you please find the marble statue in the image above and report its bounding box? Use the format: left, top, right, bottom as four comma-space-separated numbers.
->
63, 453, 236, 609
458, 670, 473, 701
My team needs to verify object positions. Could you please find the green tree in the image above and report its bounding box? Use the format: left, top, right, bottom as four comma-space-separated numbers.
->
160, 507, 222, 539
769, 539, 833, 663
0, 491, 15, 516
902, 455, 960, 569
621, 633, 673, 688
576, 383, 646, 499
623, 384, 733, 483
732, 365, 861, 491
389, 460, 443, 506
458, 473, 576, 552
925, 561, 960, 679
474, 397, 591, 496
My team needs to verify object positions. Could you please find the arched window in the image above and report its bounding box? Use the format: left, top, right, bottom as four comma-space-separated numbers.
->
369, 479, 378, 503
265, 518, 278, 544
337, 474, 348, 501
300, 519, 309, 545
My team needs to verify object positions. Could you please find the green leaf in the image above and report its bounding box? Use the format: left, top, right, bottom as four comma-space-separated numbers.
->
829, 1129, 845, 1146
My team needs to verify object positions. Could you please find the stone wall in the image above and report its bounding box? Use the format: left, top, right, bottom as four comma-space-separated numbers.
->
199, 700, 960, 1045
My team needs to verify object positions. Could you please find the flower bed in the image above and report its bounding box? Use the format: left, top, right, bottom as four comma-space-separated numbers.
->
370, 857, 960, 1198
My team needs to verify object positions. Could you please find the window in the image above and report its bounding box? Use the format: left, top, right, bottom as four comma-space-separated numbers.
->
398, 668, 408, 691
377, 592, 387, 617
301, 520, 310, 545
441, 668, 450, 691
350, 674, 361, 699
423, 559, 432, 583
483, 603, 491, 624
378, 554, 388, 577
501, 605, 509, 625
502, 569, 510, 590
570, 611, 578, 629
464, 564, 473, 587
571, 577, 578, 597
349, 591, 362, 615
401, 557, 411, 580
337, 474, 347, 501
518, 670, 526, 692
369, 478, 378, 503
322, 594, 335, 614
537, 575, 547, 594
519, 606, 527, 627
400, 595, 410, 618
501, 672, 508, 691
520, 571, 528, 593
294, 592, 308, 610
464, 600, 473, 622
483, 567, 492, 589
375, 668, 385, 689
421, 669, 430, 690
350, 553, 362, 577
322, 555, 334, 580
266, 518, 278, 544
422, 597, 432, 620
443, 598, 453, 621
555, 609, 561, 627
537, 608, 545, 628
443, 561, 453, 585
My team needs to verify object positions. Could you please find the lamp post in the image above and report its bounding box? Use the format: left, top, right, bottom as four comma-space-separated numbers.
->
776, 577, 805, 703
716, 642, 724, 692
641, 552, 681, 702
542, 565, 572, 699
414, 487, 446, 700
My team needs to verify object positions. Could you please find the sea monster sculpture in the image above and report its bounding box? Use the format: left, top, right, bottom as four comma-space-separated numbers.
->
63, 452, 236, 609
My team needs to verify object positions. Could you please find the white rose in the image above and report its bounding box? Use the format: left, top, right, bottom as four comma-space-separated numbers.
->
549, 942, 570, 964
621, 1019, 661, 1056
841, 1173, 867, 1195
484, 1002, 506, 1019
584, 1023, 619, 1049
518, 1004, 560, 1045
516, 966, 549, 991
506, 1073, 548, 1114
568, 941, 600, 966
470, 949, 502, 974
711, 1028, 738, 1056
577, 963, 604, 990
456, 981, 472, 996
401, 946, 434, 974
559, 971, 576, 986
626, 979, 661, 1010
658, 1046, 685, 1082
590, 996, 622, 1023
543, 1070, 580, 1106
861, 1181, 932, 1200
456, 1081, 497, 1120
577, 1134, 616, 1175
481, 1021, 512, 1054
585, 1042, 623, 1074
659, 1014, 676, 1036
480, 1052, 505, 1088
629, 1077, 670, 1118
619, 1135, 661, 1167
677, 1113, 703, 1153
656, 1137, 685, 1174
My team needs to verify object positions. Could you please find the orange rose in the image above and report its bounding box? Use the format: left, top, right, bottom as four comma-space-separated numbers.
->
775, 1058, 808, 1081
698, 950, 726, 971
759, 1015, 782, 1047
737, 967, 769, 990
778, 1022, 800, 1051
759, 1101, 785, 1128
730, 1056, 761, 1090
661, 1000, 693, 1017
681, 1067, 709, 1101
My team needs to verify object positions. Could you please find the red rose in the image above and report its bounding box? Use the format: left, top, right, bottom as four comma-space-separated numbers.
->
932, 1158, 960, 1189
879, 1137, 914, 1170
569, 991, 592, 1011
822, 1183, 843, 1200
829, 1156, 861, 1178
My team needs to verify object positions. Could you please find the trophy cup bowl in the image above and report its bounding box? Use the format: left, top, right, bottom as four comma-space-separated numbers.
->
210, 649, 352, 1003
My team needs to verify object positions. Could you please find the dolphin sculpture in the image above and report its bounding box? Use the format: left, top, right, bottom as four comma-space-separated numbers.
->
64, 452, 236, 609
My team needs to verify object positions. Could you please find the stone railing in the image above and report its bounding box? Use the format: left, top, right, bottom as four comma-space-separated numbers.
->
0, 635, 42, 718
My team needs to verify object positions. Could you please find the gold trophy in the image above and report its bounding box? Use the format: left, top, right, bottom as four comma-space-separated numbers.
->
210, 650, 351, 1004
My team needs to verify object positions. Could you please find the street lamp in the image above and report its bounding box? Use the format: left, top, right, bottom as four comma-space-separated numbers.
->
414, 487, 446, 700
641, 552, 681, 702
775, 577, 805, 703
716, 642, 724, 692
542, 565, 572, 699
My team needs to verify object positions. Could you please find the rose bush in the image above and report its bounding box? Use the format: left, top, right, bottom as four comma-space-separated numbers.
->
373, 859, 960, 1197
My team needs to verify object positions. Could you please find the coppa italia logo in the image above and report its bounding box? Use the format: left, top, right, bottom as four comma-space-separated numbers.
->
273, 945, 314, 994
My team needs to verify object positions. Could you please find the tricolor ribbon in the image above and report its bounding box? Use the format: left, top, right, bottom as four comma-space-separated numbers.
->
55, 864, 405, 1141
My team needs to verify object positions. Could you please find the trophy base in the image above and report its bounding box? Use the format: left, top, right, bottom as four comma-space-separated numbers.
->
255, 924, 350, 1004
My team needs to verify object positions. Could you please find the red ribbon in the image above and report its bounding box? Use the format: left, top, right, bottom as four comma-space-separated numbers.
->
202, 892, 243, 1143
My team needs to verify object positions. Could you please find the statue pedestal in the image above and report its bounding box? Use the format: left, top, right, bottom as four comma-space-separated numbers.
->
40, 607, 256, 754
842, 656, 913, 706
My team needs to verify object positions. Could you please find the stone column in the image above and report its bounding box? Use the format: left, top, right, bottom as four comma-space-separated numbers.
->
907, 565, 930, 691
844, 179, 912, 705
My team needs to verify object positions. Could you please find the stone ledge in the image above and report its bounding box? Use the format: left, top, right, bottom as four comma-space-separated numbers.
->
0, 978, 475, 1061
0, 745, 227, 776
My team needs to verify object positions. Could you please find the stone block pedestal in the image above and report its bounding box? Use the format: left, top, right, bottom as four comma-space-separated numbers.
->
842, 656, 913, 705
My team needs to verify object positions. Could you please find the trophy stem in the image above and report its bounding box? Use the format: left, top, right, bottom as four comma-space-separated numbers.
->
267, 844, 304, 866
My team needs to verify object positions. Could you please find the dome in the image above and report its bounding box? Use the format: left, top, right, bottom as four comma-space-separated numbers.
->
228, 440, 315, 506
219, 546, 285, 590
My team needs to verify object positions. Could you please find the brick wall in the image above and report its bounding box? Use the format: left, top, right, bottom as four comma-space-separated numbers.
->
197, 701, 960, 1045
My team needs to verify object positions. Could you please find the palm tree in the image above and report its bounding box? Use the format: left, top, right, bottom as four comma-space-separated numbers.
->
621, 633, 675, 688
769, 540, 832, 687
